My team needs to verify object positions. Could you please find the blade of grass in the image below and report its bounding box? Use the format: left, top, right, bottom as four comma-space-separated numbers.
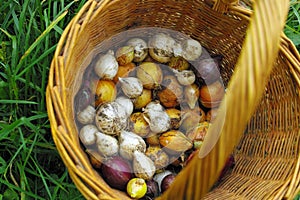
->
15, 10, 68, 76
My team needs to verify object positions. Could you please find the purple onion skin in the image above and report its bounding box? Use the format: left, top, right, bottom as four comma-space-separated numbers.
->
193, 58, 221, 85
101, 156, 133, 190
75, 87, 92, 112
161, 174, 176, 193
146, 180, 160, 198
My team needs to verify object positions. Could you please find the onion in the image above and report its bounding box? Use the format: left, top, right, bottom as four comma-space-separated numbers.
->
101, 156, 133, 190
161, 174, 176, 193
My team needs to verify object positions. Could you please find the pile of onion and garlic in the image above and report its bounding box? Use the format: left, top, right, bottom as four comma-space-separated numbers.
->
74, 31, 227, 199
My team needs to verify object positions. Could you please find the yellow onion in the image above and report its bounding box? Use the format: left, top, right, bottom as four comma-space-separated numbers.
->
112, 62, 135, 83
180, 108, 206, 131
146, 133, 160, 146
199, 80, 225, 108
95, 80, 117, 107
159, 130, 193, 155
133, 89, 152, 110
186, 121, 210, 149
116, 46, 134, 65
130, 112, 150, 137
157, 75, 183, 108
136, 62, 163, 89
165, 108, 181, 129
168, 56, 189, 71
145, 146, 169, 170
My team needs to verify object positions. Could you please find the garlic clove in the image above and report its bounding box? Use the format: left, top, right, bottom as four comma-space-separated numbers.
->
94, 50, 119, 80
184, 83, 200, 109
77, 105, 96, 124
143, 103, 171, 134
181, 39, 202, 61
119, 77, 143, 98
95, 131, 119, 157
133, 151, 156, 180
126, 38, 148, 62
119, 130, 146, 160
115, 96, 134, 117
95, 102, 127, 135
79, 124, 98, 146
173, 69, 196, 86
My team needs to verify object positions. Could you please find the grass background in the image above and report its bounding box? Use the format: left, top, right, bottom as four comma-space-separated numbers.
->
0, 0, 299, 199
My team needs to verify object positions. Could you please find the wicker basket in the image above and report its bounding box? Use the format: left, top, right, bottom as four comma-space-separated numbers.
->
46, 0, 300, 199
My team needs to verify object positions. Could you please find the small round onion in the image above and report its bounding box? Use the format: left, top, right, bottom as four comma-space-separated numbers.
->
126, 38, 148, 62
161, 174, 176, 193
101, 156, 133, 190
136, 62, 163, 89
116, 46, 134, 65
94, 80, 117, 107
199, 80, 225, 108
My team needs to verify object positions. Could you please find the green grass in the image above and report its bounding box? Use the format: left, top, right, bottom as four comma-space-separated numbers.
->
0, 0, 299, 200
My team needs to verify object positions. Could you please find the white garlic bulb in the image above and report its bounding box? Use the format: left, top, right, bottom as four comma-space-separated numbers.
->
119, 77, 143, 98
95, 131, 119, 157
143, 101, 171, 133
148, 33, 176, 63
181, 39, 202, 61
173, 69, 196, 85
115, 96, 134, 117
79, 124, 98, 146
94, 50, 119, 80
77, 105, 95, 124
126, 38, 148, 62
119, 130, 146, 160
95, 102, 128, 135
133, 151, 156, 180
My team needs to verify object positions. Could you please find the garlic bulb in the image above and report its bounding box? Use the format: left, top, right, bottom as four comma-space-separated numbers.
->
95, 102, 128, 135
79, 124, 98, 146
184, 84, 200, 109
133, 151, 156, 180
77, 105, 95, 124
143, 101, 171, 133
94, 50, 119, 80
181, 39, 202, 61
126, 38, 148, 62
119, 130, 146, 160
148, 33, 176, 63
173, 69, 196, 85
119, 77, 143, 98
95, 131, 119, 157
115, 96, 134, 117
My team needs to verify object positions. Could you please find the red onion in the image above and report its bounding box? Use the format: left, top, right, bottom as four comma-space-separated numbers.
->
101, 156, 133, 190
161, 174, 176, 193
145, 179, 160, 198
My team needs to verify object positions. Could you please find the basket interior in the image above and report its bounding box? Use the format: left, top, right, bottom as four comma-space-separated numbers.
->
54, 0, 300, 199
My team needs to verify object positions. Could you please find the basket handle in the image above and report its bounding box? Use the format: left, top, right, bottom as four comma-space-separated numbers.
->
157, 0, 290, 199
212, 0, 239, 12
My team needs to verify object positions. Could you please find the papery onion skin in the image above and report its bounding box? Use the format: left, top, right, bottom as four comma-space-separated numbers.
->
161, 174, 176, 193
101, 156, 133, 190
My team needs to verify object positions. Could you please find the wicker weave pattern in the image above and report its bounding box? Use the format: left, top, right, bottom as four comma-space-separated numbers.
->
46, 0, 300, 199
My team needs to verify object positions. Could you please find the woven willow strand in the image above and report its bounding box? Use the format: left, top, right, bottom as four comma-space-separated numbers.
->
157, 0, 290, 199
